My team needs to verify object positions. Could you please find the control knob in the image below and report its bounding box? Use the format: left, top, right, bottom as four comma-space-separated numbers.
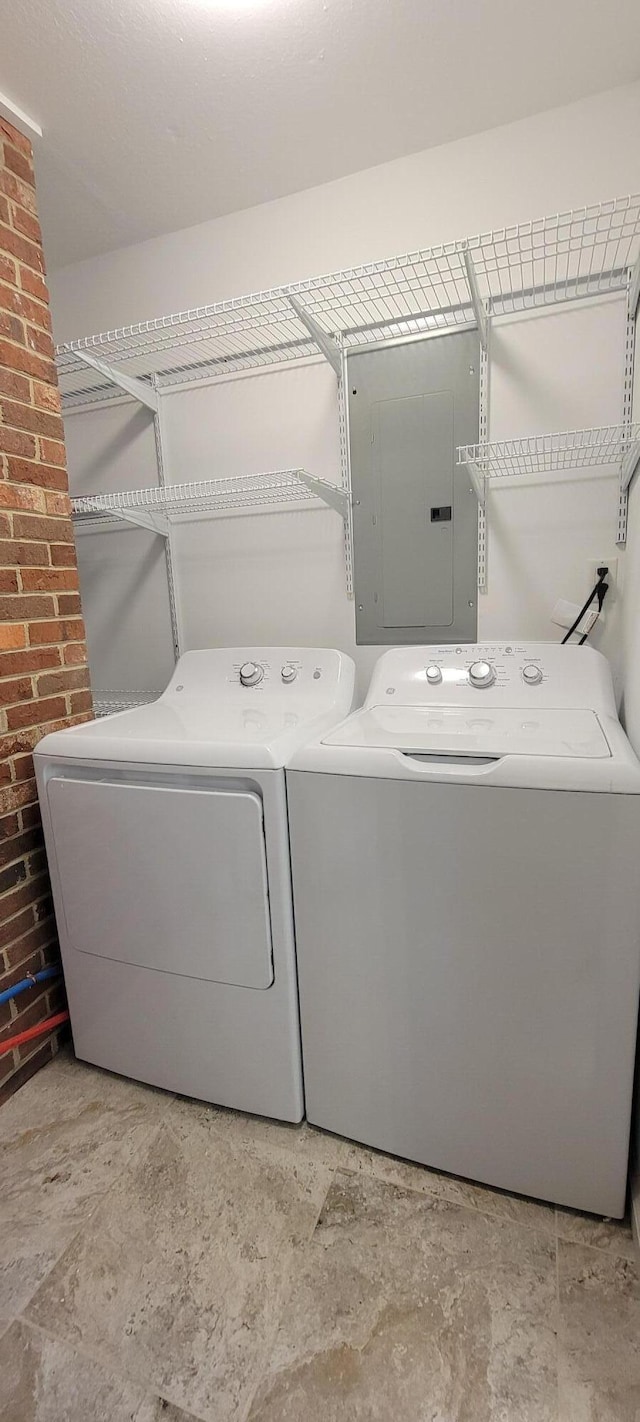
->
425, 665, 442, 685
239, 661, 264, 687
468, 660, 495, 689
522, 664, 543, 685
281, 664, 298, 684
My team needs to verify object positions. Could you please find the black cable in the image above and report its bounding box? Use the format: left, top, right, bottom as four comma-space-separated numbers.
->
561, 569, 608, 645
577, 579, 609, 644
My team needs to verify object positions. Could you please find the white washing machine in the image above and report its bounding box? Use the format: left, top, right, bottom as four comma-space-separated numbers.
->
35, 647, 355, 1121
287, 642, 640, 1215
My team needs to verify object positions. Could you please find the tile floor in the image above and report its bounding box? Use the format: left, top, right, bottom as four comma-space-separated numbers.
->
1, 1048, 639, 1421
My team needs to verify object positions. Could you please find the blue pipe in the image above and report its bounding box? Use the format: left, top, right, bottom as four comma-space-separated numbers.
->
0, 964, 61, 1008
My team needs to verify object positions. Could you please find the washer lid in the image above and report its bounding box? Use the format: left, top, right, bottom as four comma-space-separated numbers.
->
323, 705, 611, 759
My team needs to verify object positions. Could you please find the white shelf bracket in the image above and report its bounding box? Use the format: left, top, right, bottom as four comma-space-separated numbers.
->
462, 247, 488, 353
296, 471, 350, 519
629, 251, 640, 323
288, 295, 343, 378
74, 349, 158, 412
466, 460, 486, 510
621, 440, 640, 494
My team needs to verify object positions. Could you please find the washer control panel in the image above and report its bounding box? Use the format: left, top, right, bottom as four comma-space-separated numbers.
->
366, 642, 616, 716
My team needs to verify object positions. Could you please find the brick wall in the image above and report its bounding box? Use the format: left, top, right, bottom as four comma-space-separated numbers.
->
0, 117, 92, 1102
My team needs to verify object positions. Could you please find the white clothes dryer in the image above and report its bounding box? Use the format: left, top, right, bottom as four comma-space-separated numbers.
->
35, 647, 355, 1121
287, 642, 640, 1214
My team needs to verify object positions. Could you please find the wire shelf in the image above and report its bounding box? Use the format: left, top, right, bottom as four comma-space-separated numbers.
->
71, 469, 346, 529
56, 194, 640, 410
457, 424, 640, 480
93, 691, 159, 718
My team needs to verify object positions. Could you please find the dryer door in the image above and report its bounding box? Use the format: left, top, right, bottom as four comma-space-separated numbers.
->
47, 778, 274, 988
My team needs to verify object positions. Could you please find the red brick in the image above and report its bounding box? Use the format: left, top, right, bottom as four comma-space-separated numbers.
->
0, 812, 19, 841
12, 754, 35, 783
0, 780, 37, 816
19, 803, 39, 831
0, 646, 60, 677
26, 324, 54, 360
32, 380, 59, 412
6, 695, 66, 730
0, 676, 33, 707
0, 858, 26, 894
26, 846, 48, 879
0, 310, 24, 343
2, 145, 34, 187
0, 252, 16, 285
29, 619, 84, 647
1, 906, 54, 957
5, 458, 67, 492
0, 121, 33, 159
0, 195, 8, 227
38, 438, 66, 467
1, 399, 64, 440
3, 988, 50, 1039
0, 168, 37, 218
46, 976, 67, 1009
0, 424, 37, 458
56, 593, 82, 615
0, 281, 50, 331
0, 906, 34, 951
0, 540, 51, 567
0, 365, 30, 401
13, 513, 73, 543
0, 624, 26, 651
0, 945, 45, 990
63, 642, 88, 666
0, 481, 44, 512
44, 491, 71, 518
0, 594, 56, 619
18, 266, 49, 304
11, 204, 41, 245
36, 667, 90, 696
0, 339, 54, 383
0, 569, 18, 592
21, 567, 78, 593
50, 543, 77, 566
0, 220, 42, 274
0, 728, 42, 761
0, 511, 11, 537
69, 690, 93, 715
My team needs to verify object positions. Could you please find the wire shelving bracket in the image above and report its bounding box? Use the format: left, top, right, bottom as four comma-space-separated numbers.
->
72, 469, 351, 535
458, 424, 640, 546
56, 195, 640, 410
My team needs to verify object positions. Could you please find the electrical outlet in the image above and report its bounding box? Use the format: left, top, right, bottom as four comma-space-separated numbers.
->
588, 558, 617, 597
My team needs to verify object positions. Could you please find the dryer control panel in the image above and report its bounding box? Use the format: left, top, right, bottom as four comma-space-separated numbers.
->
368, 642, 617, 717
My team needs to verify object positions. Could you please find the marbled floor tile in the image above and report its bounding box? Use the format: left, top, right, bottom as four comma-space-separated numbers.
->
555, 1207, 636, 1260
247, 1168, 558, 1422
25, 1121, 332, 1422
167, 1094, 344, 1172
339, 1137, 556, 1237
558, 1241, 640, 1421
0, 1319, 144, 1422
0, 1048, 170, 1317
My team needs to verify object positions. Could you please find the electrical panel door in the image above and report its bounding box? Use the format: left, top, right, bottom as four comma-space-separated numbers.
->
348, 331, 479, 644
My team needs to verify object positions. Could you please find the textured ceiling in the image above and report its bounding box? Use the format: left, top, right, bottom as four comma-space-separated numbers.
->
2, 0, 640, 270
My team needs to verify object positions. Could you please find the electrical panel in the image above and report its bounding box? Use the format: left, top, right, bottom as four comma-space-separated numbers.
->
348, 331, 479, 644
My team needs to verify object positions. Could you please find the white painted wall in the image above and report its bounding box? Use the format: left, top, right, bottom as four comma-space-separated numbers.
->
51, 82, 639, 700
